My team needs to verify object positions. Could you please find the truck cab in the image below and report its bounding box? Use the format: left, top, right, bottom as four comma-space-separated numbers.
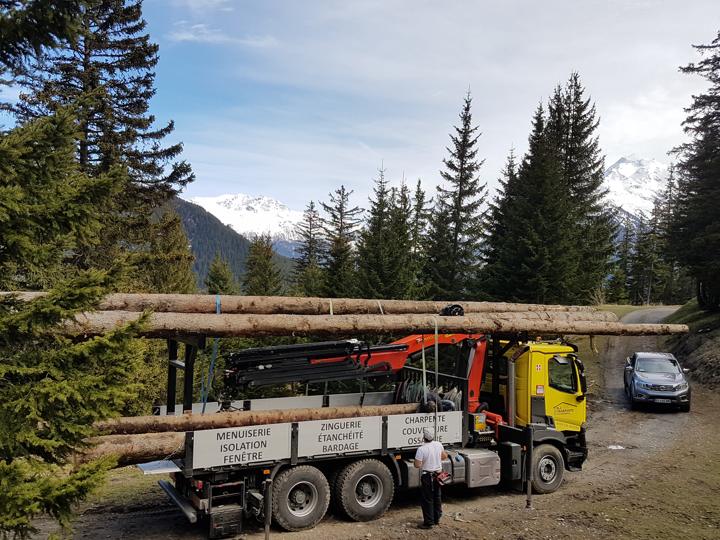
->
509, 341, 587, 433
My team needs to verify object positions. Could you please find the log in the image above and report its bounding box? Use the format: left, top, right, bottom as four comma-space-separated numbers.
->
4, 291, 599, 315
82, 403, 420, 465
66, 311, 687, 337
80, 431, 185, 466
95, 403, 420, 435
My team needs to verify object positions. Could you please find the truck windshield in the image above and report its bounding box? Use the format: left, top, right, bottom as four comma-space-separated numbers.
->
636, 358, 680, 374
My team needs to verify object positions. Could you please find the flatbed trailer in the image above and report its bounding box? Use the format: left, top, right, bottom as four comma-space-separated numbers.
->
139, 332, 589, 537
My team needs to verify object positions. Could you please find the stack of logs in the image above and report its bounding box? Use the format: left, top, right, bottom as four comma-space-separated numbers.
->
4, 292, 689, 466
7, 291, 687, 338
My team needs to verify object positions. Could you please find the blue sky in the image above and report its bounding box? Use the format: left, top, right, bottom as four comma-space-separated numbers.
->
27, 1, 720, 209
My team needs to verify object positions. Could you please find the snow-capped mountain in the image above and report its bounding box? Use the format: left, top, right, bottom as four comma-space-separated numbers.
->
604, 155, 669, 218
188, 194, 303, 257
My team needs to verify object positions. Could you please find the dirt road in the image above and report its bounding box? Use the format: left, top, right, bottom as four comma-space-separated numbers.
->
39, 307, 720, 539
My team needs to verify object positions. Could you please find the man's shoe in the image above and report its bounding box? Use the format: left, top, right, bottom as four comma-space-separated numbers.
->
418, 523, 433, 529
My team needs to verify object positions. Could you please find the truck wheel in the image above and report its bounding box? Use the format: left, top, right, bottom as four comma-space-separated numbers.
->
272, 466, 330, 531
335, 459, 394, 522
531, 444, 564, 494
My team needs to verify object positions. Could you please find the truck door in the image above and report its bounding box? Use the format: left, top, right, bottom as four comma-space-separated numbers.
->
544, 354, 586, 433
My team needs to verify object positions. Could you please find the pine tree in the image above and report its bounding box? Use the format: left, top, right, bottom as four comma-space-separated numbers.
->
13, 0, 192, 196
628, 217, 660, 305
321, 185, 362, 298
605, 215, 633, 304
357, 168, 395, 298
426, 91, 487, 300
0, 107, 125, 289
653, 170, 694, 304
478, 149, 520, 300
546, 73, 615, 302
205, 252, 239, 295
0, 0, 83, 73
670, 31, 720, 310
10, 1, 194, 280
242, 234, 283, 296
406, 179, 432, 299
292, 201, 325, 297
0, 107, 144, 536
0, 271, 145, 537
480, 105, 575, 303
131, 210, 197, 294
386, 181, 416, 299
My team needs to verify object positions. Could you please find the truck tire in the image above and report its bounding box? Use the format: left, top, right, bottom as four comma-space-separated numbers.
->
335, 459, 394, 522
531, 444, 564, 494
272, 466, 330, 531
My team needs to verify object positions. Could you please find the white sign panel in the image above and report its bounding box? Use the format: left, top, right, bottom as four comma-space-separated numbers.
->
192, 423, 291, 470
298, 416, 382, 457
387, 411, 463, 448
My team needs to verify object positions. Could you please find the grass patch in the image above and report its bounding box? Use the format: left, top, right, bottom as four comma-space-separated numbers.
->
598, 304, 649, 319
90, 466, 163, 508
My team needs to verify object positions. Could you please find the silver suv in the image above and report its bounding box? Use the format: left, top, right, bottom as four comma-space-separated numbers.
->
624, 352, 691, 412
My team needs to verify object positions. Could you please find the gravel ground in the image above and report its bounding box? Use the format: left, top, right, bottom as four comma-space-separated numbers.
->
35, 307, 720, 539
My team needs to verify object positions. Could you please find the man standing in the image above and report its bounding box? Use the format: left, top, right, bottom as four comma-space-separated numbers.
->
414, 428, 448, 528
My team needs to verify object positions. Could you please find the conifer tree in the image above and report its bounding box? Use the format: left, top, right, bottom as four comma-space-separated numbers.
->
605, 215, 633, 304
242, 234, 283, 296
425, 92, 486, 300
670, 31, 720, 310
0, 107, 125, 289
511, 105, 576, 303
10, 1, 193, 279
628, 217, 660, 305
0, 107, 144, 536
546, 73, 615, 302
0, 272, 145, 537
12, 0, 192, 197
406, 179, 432, 299
293, 201, 326, 297
0, 0, 83, 73
205, 252, 239, 295
321, 185, 362, 298
386, 182, 416, 299
480, 105, 575, 303
478, 149, 520, 299
357, 168, 395, 298
653, 170, 694, 304
131, 210, 197, 293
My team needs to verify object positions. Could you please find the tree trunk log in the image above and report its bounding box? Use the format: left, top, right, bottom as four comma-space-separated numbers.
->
4, 291, 600, 314
79, 432, 185, 466
95, 403, 420, 435
66, 311, 687, 338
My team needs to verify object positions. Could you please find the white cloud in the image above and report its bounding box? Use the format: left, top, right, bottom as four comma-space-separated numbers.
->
599, 84, 697, 163
167, 22, 277, 47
